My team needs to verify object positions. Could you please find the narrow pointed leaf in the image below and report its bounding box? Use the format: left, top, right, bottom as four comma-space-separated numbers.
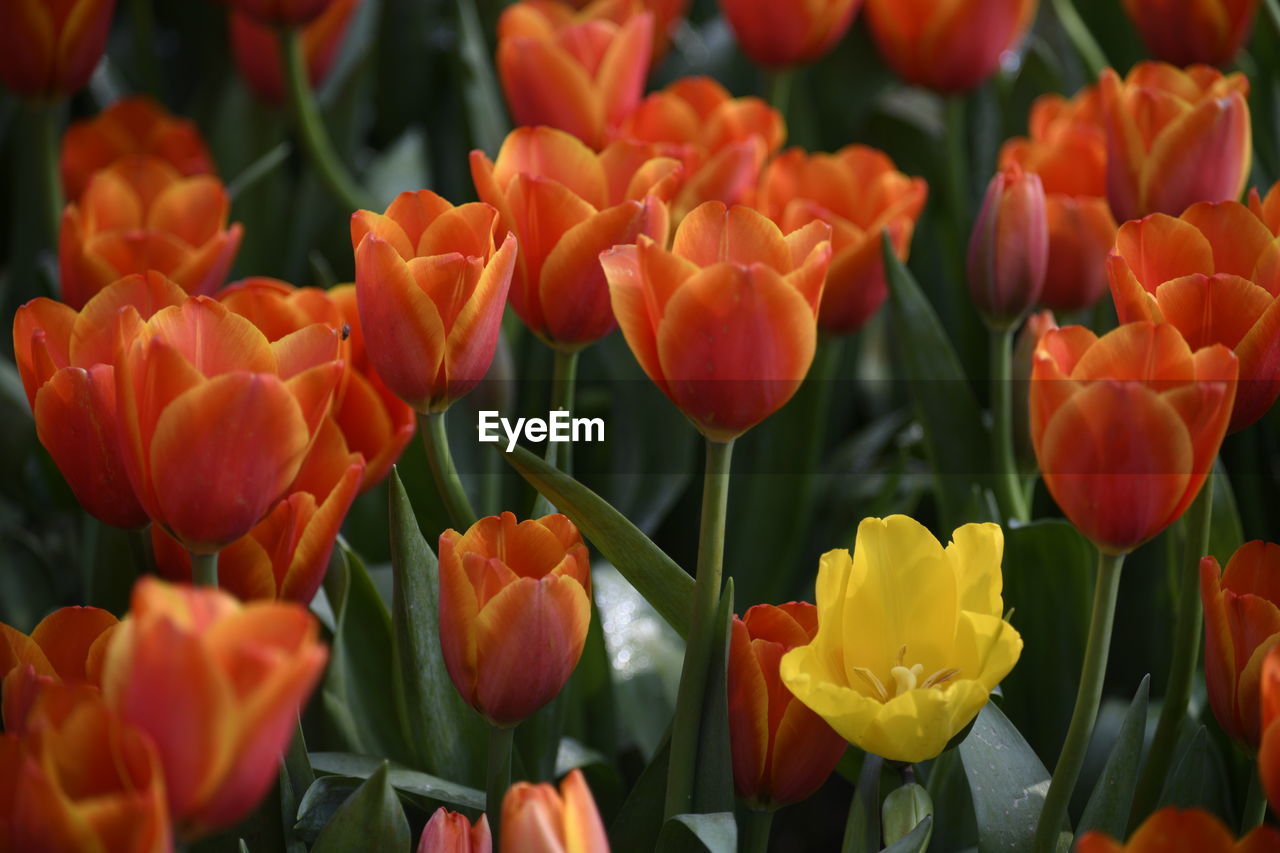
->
693, 580, 734, 814
309, 752, 485, 811
610, 732, 671, 853
883, 815, 934, 853
311, 763, 410, 853
1077, 675, 1151, 839
656, 813, 737, 853
842, 753, 882, 853
959, 703, 1050, 853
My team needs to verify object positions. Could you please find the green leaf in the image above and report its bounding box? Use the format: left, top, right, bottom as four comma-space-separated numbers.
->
309, 752, 485, 811
387, 469, 486, 784
1158, 726, 1211, 810
294, 776, 361, 846
841, 753, 882, 853
610, 733, 671, 853
882, 784, 933, 847
881, 233, 990, 531
693, 580, 734, 814
310, 763, 410, 853
452, 0, 508, 155
1207, 464, 1244, 566
882, 816, 934, 853
959, 703, 1050, 853
500, 443, 694, 638
656, 813, 737, 853
1077, 675, 1151, 840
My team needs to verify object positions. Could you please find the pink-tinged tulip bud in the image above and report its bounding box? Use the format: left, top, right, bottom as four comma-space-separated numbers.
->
1122, 0, 1258, 67
967, 165, 1048, 329
500, 769, 609, 853
719, 0, 863, 68
728, 603, 846, 808
439, 512, 592, 726
0, 0, 116, 97
1099, 62, 1251, 223
102, 577, 328, 840
418, 808, 493, 853
230, 0, 361, 104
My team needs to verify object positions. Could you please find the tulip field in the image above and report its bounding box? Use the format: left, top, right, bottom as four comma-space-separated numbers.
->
7, 0, 1280, 851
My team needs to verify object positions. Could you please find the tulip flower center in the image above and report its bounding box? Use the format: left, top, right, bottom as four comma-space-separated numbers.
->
852, 645, 960, 703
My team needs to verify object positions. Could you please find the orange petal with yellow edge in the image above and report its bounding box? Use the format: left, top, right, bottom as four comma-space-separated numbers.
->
673, 202, 792, 271
498, 37, 602, 147
29, 606, 119, 684
1181, 201, 1274, 277
1114, 214, 1214, 292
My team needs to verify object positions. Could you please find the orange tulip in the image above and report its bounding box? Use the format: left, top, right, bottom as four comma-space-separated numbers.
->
999, 86, 1117, 312
600, 202, 831, 441
1077, 807, 1280, 852
863, 0, 1037, 93
967, 164, 1048, 328
61, 96, 216, 201
418, 808, 492, 853
1260, 645, 1280, 812
229, 0, 334, 25
500, 769, 608, 853
102, 577, 328, 839
0, 0, 115, 97
728, 603, 846, 808
1249, 179, 1280, 236
561, 0, 687, 59
59, 156, 243, 310
1, 606, 118, 730
1122, 0, 1258, 67
1107, 201, 1280, 432
12, 271, 188, 528
1013, 309, 1057, 470
0, 684, 170, 853
498, 0, 653, 149
351, 190, 517, 412
1099, 62, 1250, 224
115, 295, 343, 553
471, 126, 680, 349
438, 512, 592, 726
614, 76, 785, 220
230, 0, 361, 104
720, 0, 861, 67
1029, 321, 1236, 554
757, 145, 926, 334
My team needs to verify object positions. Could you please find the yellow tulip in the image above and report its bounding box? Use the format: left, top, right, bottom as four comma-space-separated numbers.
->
780, 515, 1023, 763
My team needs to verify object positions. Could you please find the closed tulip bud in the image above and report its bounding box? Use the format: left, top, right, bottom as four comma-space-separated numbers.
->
439, 512, 592, 726
967, 165, 1048, 329
1261, 646, 1280, 813
498, 0, 653, 149
500, 769, 609, 853
115, 296, 344, 553
0, 0, 115, 97
61, 96, 216, 202
471, 126, 680, 349
1030, 322, 1236, 554
720, 0, 862, 68
418, 808, 492, 853
60, 157, 243, 310
1077, 807, 1280, 852
600, 202, 831, 441
1122, 0, 1258, 67
758, 145, 927, 334
102, 577, 328, 839
728, 603, 846, 808
229, 0, 334, 25
351, 190, 517, 413
863, 0, 1038, 94
13, 272, 188, 528
999, 86, 1117, 312
1100, 62, 1250, 224
230, 0, 361, 104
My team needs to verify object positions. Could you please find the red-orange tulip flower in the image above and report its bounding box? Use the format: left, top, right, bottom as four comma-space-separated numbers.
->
614, 76, 785, 220
498, 0, 653, 149
999, 86, 1117, 312
116, 296, 343, 553
1077, 807, 1280, 852
60, 156, 243, 310
1261, 645, 1280, 812
1099, 62, 1250, 224
967, 164, 1048, 328
728, 603, 846, 808
229, 0, 334, 25
1249, 180, 1280, 235
757, 145, 926, 334
863, 0, 1037, 94
1029, 321, 1236, 554
102, 577, 328, 839
1122, 0, 1258, 67
418, 808, 492, 853
61, 96, 216, 201
439, 512, 592, 726
562, 0, 688, 59
1107, 202, 1280, 432
600, 202, 831, 441
1201, 540, 1280, 748
501, 769, 608, 853
230, 0, 361, 104
13, 271, 188, 528
0, 685, 171, 853
351, 190, 517, 412
0, 0, 115, 97
720, 0, 862, 67
1, 606, 118, 730
471, 126, 680, 349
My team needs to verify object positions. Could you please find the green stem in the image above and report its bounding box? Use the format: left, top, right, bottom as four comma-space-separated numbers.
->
33, 101, 62, 259
226, 141, 292, 201
278, 27, 373, 213
766, 69, 794, 122
129, 0, 161, 95
664, 438, 734, 819
486, 724, 515, 846
1267, 0, 1280, 38
1129, 477, 1214, 825
421, 411, 478, 530
1033, 549, 1126, 853
746, 808, 775, 853
191, 551, 219, 587
944, 97, 969, 234
990, 326, 1029, 524
1051, 0, 1109, 79
1242, 762, 1268, 832
548, 349, 579, 476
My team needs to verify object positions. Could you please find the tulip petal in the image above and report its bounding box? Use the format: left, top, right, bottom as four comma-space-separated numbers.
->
499, 36, 602, 147
727, 619, 769, 796
1143, 92, 1251, 218
1114, 214, 1214, 292
29, 606, 119, 684
673, 203, 791, 271
946, 523, 1004, 617
1181, 201, 1275, 278
443, 233, 516, 406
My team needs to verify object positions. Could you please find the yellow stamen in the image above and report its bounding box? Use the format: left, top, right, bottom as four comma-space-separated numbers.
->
853, 666, 889, 702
